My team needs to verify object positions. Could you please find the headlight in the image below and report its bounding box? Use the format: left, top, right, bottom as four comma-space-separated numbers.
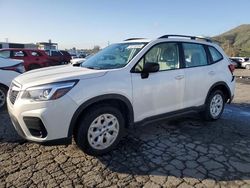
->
22, 80, 78, 101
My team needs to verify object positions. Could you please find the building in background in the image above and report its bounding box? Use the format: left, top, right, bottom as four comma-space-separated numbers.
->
37, 40, 58, 50
0, 42, 37, 49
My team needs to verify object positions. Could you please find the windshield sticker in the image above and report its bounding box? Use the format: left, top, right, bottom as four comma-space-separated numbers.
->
127, 44, 144, 49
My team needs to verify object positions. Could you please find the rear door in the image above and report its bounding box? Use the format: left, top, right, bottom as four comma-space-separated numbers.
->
182, 43, 214, 108
29, 50, 43, 65
131, 42, 185, 122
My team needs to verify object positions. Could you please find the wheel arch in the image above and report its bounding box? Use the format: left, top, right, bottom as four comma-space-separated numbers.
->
68, 94, 134, 137
205, 82, 231, 104
0, 83, 9, 90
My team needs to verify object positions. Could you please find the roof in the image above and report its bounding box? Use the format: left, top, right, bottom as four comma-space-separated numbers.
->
0, 48, 45, 51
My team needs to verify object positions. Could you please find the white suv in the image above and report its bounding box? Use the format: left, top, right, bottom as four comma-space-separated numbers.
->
7, 35, 235, 155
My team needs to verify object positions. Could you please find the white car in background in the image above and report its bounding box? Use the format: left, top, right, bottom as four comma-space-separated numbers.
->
0, 57, 24, 110
241, 61, 250, 70
70, 57, 86, 66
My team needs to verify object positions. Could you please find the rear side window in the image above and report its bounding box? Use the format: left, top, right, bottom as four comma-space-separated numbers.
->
31, 51, 41, 56
51, 51, 62, 56
208, 46, 223, 63
183, 43, 208, 68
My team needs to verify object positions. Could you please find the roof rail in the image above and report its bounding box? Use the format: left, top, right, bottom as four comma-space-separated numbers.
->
124, 38, 146, 41
158, 35, 212, 42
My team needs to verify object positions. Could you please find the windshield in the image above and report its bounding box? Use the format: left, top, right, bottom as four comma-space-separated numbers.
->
81, 42, 147, 69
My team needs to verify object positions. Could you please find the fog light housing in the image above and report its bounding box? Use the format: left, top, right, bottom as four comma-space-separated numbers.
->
23, 117, 47, 138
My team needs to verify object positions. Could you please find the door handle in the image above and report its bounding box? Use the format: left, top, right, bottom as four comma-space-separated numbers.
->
209, 71, 215, 75
175, 75, 184, 80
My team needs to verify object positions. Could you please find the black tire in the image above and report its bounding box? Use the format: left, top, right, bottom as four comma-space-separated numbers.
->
201, 90, 225, 121
75, 104, 125, 156
0, 86, 7, 111
28, 64, 41, 71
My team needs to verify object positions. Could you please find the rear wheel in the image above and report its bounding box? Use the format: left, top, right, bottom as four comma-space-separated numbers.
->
201, 90, 225, 121
75, 105, 125, 156
0, 86, 7, 111
246, 64, 250, 70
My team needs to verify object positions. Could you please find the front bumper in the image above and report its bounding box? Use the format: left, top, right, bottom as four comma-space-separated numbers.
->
7, 88, 78, 144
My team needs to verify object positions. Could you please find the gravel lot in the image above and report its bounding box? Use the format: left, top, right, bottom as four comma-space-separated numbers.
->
1, 69, 250, 188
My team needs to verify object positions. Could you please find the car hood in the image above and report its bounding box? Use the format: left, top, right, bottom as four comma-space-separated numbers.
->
14, 64, 107, 89
0, 57, 23, 68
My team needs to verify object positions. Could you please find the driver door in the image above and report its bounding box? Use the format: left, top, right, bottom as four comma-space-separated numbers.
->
131, 42, 185, 122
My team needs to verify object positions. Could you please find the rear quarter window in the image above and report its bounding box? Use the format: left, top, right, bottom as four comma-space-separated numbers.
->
208, 46, 223, 63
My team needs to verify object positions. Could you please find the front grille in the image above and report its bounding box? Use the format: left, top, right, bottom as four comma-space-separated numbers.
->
9, 82, 21, 105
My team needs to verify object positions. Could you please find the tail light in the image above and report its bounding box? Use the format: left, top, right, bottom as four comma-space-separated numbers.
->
228, 63, 235, 75
1, 63, 25, 73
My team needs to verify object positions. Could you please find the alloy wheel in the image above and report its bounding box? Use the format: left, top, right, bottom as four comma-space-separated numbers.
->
210, 94, 223, 118
87, 113, 119, 150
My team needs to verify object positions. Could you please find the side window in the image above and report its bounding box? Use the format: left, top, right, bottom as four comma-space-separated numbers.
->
31, 51, 41, 56
208, 46, 223, 63
51, 51, 62, 56
13, 51, 26, 57
183, 43, 208, 68
0, 51, 11, 58
135, 43, 179, 71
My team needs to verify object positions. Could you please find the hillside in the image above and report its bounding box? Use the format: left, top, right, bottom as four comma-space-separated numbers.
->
213, 24, 250, 57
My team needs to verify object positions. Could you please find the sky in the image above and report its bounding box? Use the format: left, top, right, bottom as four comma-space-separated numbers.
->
0, 0, 249, 49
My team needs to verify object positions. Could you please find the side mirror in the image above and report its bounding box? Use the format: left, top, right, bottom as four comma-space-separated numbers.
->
141, 62, 159, 79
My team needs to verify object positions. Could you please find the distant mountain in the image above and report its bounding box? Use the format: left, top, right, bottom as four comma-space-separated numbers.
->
212, 24, 250, 57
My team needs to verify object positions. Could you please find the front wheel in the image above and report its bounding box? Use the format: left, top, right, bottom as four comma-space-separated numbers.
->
75, 105, 125, 156
201, 90, 225, 121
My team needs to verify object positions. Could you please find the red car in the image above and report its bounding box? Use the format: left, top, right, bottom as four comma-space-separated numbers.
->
0, 48, 61, 71
45, 50, 72, 64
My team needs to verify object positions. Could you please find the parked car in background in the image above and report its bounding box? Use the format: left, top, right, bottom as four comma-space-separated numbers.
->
7, 35, 235, 155
60, 50, 72, 63
70, 54, 93, 66
0, 48, 58, 71
45, 50, 71, 65
231, 57, 249, 63
230, 57, 249, 68
229, 58, 241, 68
241, 60, 250, 70
0, 57, 24, 110
70, 58, 86, 66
